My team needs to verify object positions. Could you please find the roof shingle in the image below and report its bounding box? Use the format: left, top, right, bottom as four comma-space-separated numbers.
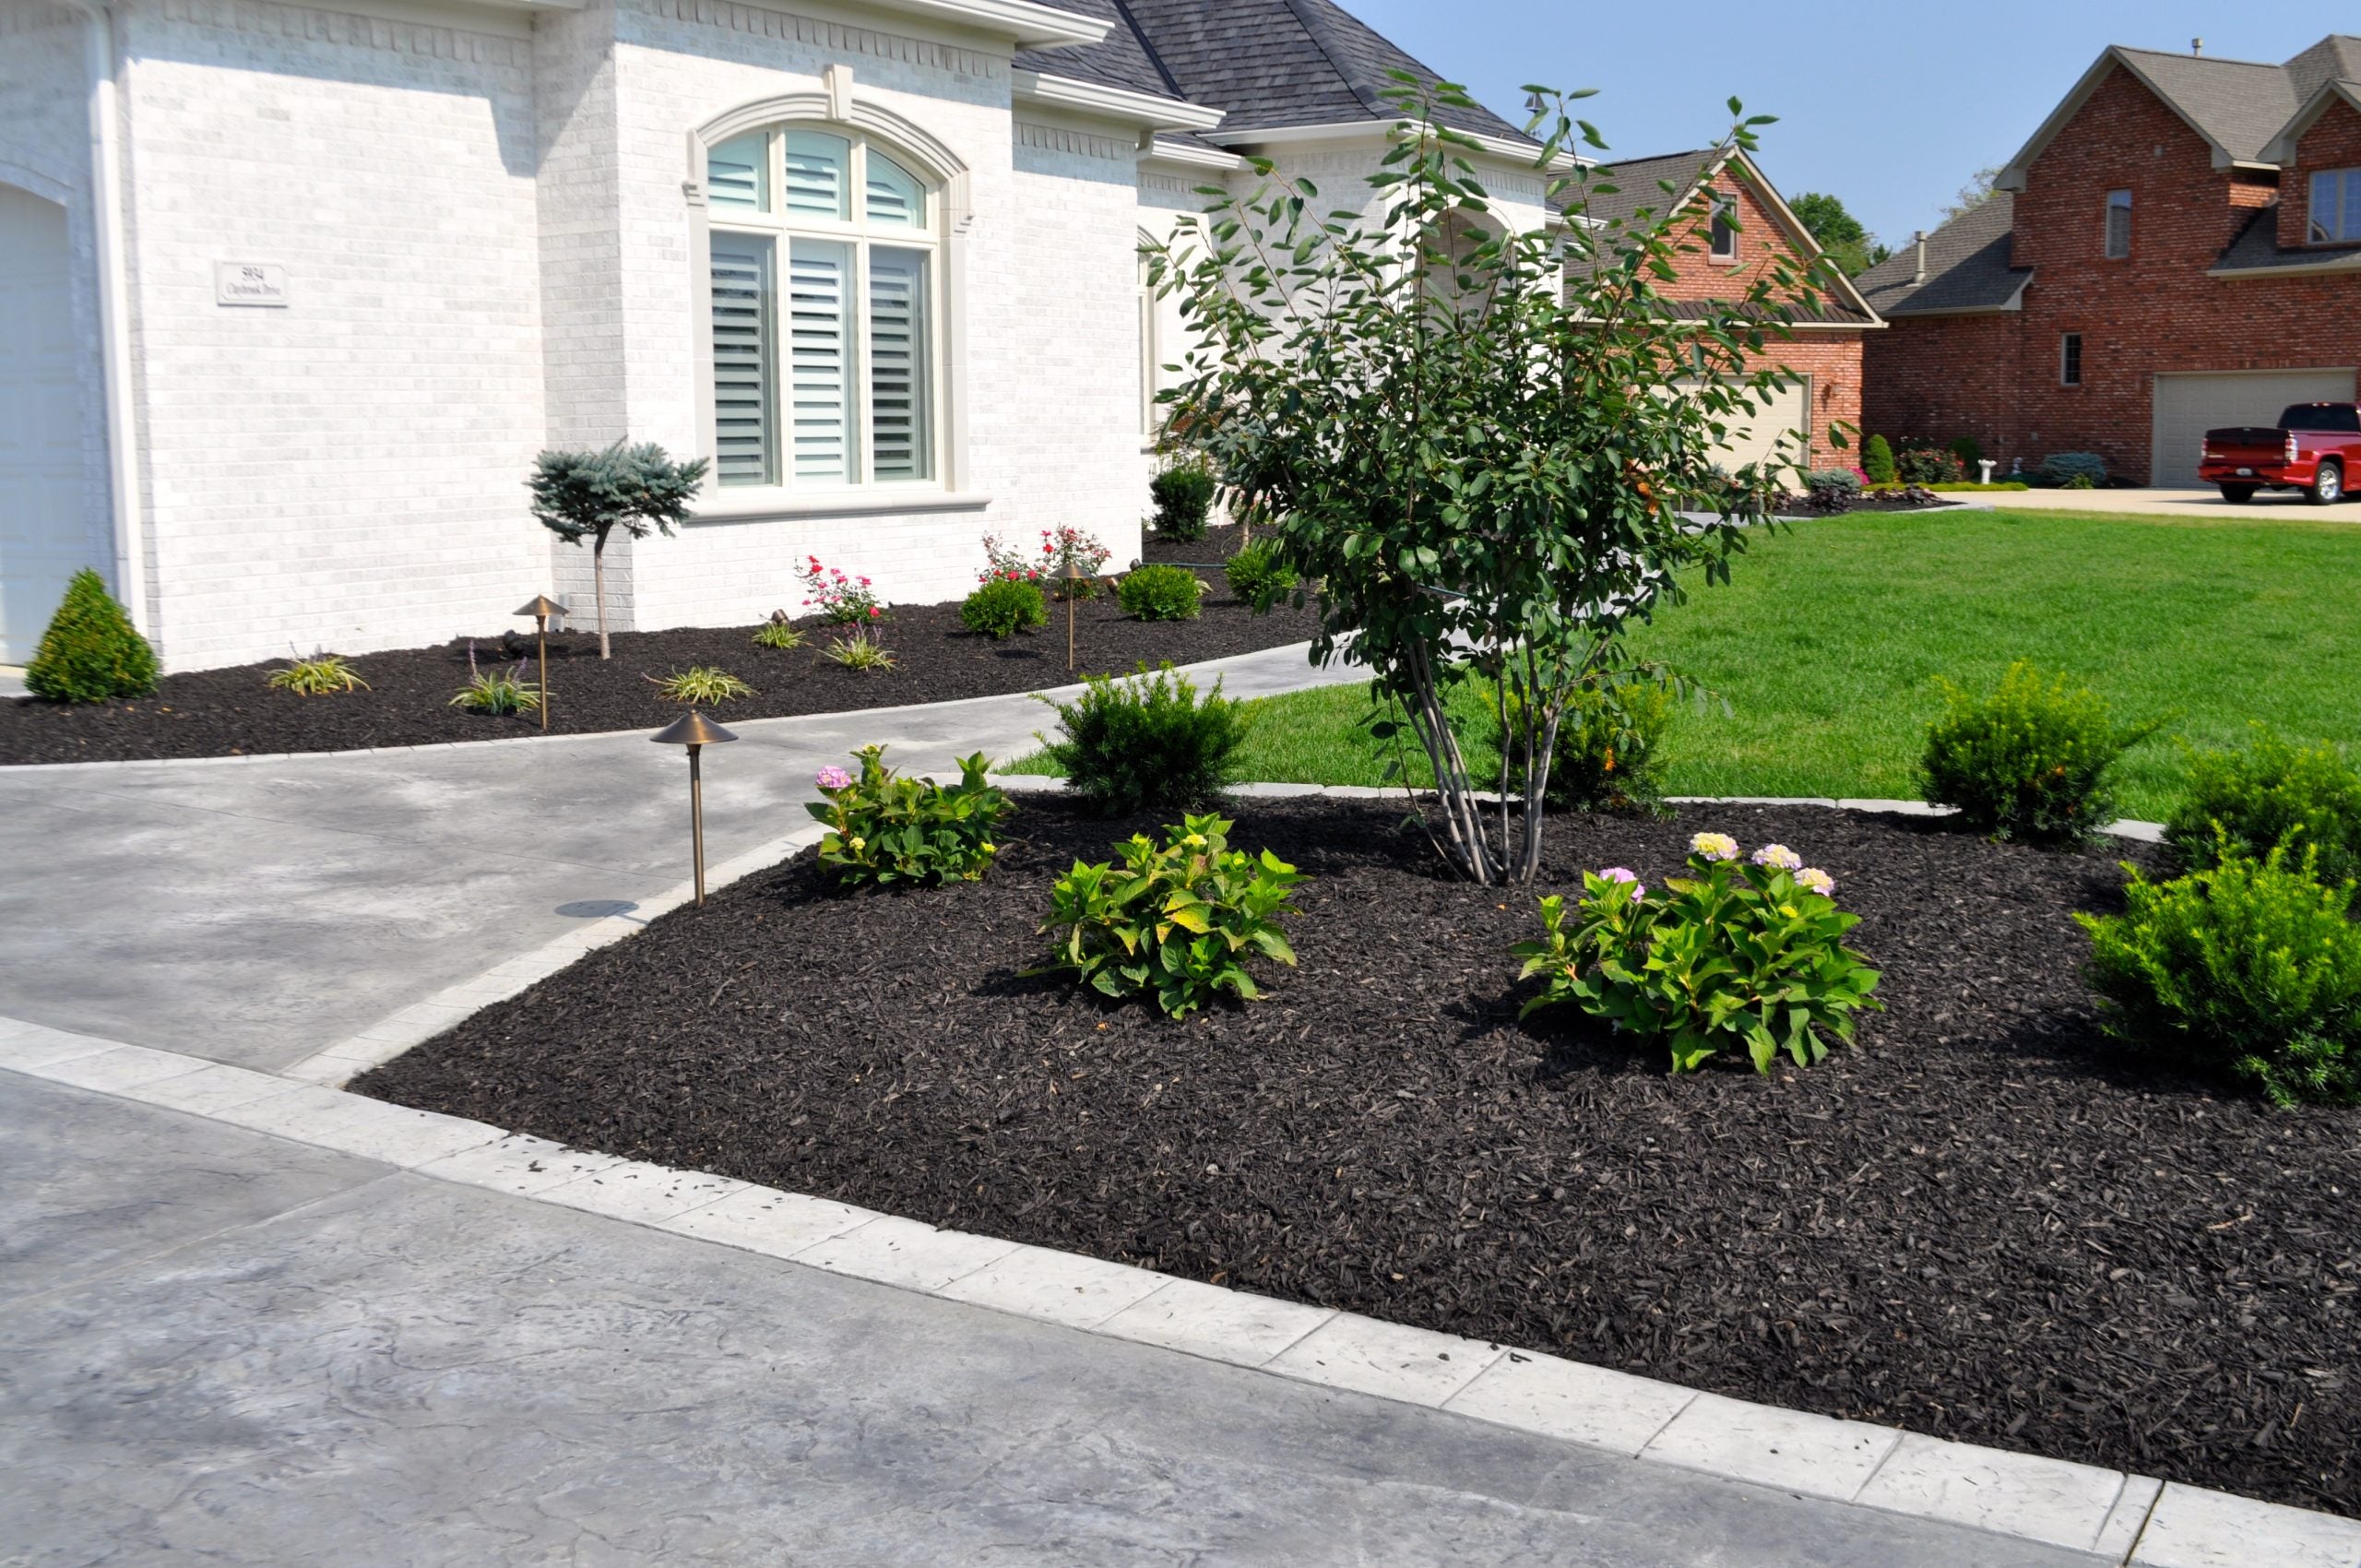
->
1854, 195, 2028, 316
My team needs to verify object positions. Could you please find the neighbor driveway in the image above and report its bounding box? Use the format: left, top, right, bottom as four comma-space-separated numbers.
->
1983, 485, 2361, 521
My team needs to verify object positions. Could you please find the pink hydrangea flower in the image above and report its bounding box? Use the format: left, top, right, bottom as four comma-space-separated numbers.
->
1751, 844, 1803, 871
1598, 866, 1644, 898
1796, 867, 1835, 897
814, 766, 853, 790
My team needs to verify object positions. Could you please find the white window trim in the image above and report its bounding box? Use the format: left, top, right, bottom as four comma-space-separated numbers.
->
684, 84, 977, 517
1708, 193, 1739, 262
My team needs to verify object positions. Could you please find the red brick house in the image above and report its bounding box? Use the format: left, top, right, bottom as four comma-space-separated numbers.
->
1574, 148, 1883, 470
1860, 36, 2361, 485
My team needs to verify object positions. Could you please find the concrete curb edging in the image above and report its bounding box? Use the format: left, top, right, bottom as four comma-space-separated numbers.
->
6, 1016, 2355, 1567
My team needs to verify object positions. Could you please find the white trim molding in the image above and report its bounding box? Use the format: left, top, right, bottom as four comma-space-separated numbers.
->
1014, 70, 1225, 133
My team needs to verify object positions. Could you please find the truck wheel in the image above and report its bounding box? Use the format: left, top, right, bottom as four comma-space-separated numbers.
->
2309, 461, 2345, 505
2219, 484, 2259, 504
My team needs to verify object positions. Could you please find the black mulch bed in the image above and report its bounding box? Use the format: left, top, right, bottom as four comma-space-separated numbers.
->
1773, 496, 1964, 517
0, 532, 1301, 766
359, 797, 2361, 1517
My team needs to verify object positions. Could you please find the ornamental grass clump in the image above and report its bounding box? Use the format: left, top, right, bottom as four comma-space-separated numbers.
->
1118, 564, 1205, 622
1921, 662, 2156, 845
649, 666, 753, 704
1514, 831, 1881, 1074
2167, 725, 2361, 885
808, 746, 1010, 888
1034, 812, 1303, 1017
449, 661, 540, 716
2078, 838, 2361, 1107
960, 576, 1050, 640
25, 569, 158, 704
823, 630, 896, 671
1222, 540, 1297, 613
267, 652, 368, 696
1035, 662, 1247, 814
752, 612, 806, 651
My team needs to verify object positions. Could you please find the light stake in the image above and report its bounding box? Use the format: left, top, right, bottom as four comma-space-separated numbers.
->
1062, 558, 1090, 672
514, 594, 563, 731
649, 710, 739, 905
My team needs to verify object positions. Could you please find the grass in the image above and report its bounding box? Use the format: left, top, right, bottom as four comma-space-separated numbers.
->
1004, 509, 2361, 822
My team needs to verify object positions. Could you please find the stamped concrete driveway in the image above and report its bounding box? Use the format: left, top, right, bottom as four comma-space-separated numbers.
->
1984, 485, 2361, 521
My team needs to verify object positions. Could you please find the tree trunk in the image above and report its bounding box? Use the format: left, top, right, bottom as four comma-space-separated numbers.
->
592, 529, 611, 659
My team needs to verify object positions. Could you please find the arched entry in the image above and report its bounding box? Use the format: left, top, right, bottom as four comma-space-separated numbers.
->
0, 184, 93, 664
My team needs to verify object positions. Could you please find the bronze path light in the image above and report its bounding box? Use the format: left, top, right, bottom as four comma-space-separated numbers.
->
514, 595, 563, 731
650, 710, 738, 906
1062, 558, 1090, 672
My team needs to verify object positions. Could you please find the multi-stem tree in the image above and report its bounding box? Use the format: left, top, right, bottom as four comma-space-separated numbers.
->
1151, 77, 1849, 884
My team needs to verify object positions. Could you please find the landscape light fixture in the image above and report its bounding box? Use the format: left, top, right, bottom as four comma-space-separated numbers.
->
649, 709, 738, 906
1063, 558, 1090, 671
513, 594, 563, 731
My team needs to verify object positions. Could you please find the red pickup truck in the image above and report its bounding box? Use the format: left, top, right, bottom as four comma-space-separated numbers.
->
2200, 403, 2361, 505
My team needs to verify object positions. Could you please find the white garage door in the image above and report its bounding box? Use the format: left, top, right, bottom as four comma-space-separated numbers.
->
2153, 368, 2355, 487
0, 184, 99, 665
1689, 378, 1811, 477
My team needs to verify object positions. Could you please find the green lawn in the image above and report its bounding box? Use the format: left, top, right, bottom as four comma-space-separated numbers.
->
1008, 509, 2361, 822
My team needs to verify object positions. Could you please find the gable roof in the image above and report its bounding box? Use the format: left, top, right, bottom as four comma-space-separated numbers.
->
1018, 0, 1536, 150
2210, 203, 2361, 279
1999, 36, 2361, 186
1854, 193, 2029, 316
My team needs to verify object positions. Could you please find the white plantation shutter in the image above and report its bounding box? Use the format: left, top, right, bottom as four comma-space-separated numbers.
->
708, 233, 776, 486
789, 238, 856, 483
865, 152, 925, 229
867, 246, 931, 481
783, 131, 851, 220
706, 134, 769, 211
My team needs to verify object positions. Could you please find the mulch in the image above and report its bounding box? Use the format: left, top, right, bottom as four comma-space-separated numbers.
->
357, 797, 2361, 1517
0, 529, 1306, 765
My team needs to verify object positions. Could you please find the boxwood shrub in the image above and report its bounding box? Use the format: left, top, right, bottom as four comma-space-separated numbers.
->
2168, 726, 2361, 885
1921, 662, 2153, 844
26, 569, 158, 704
1118, 564, 1204, 622
960, 576, 1050, 640
1035, 661, 1246, 814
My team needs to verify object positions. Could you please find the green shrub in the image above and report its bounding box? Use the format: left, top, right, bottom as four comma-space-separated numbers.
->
2040, 452, 2107, 488
1148, 462, 1216, 541
649, 666, 753, 704
2168, 726, 2361, 885
961, 576, 1050, 640
267, 654, 368, 695
450, 664, 540, 715
1897, 445, 1966, 484
1862, 434, 1898, 485
1921, 662, 2153, 844
2078, 841, 2361, 1106
1036, 661, 1248, 814
25, 569, 158, 703
752, 612, 806, 650
1496, 676, 1677, 814
1514, 833, 1881, 1074
1118, 564, 1205, 622
808, 746, 1011, 887
1948, 435, 1984, 473
1034, 813, 1303, 1017
1222, 540, 1297, 613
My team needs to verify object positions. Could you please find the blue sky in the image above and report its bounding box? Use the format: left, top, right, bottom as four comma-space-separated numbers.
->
1346, 0, 2335, 245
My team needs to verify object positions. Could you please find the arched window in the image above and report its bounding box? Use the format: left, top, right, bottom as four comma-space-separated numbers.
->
706, 125, 941, 489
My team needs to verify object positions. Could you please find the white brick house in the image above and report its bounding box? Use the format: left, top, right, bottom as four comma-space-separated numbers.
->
0, 0, 1549, 670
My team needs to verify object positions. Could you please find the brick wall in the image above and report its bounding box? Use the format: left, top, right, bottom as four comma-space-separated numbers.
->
1865, 64, 2361, 483
2281, 98, 2361, 249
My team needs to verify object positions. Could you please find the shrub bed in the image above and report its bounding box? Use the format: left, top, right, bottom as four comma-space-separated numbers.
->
359, 796, 2361, 1518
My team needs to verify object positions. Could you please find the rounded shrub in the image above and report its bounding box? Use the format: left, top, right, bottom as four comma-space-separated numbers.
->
2039, 452, 2107, 488
2078, 841, 2361, 1106
2168, 726, 2361, 885
1920, 662, 2155, 845
960, 576, 1050, 640
1148, 463, 1216, 541
26, 569, 159, 704
1222, 540, 1296, 613
1501, 677, 1678, 814
1035, 661, 1248, 814
1118, 564, 1205, 622
1862, 434, 1898, 485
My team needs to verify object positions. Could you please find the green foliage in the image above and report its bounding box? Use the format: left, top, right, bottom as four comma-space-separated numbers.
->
1498, 674, 1677, 814
823, 630, 896, 671
449, 664, 540, 715
1786, 190, 1886, 276
1222, 540, 1297, 613
267, 654, 367, 696
528, 442, 708, 657
752, 612, 806, 650
1149, 463, 1217, 541
2168, 725, 2361, 885
960, 576, 1050, 640
1862, 434, 1898, 485
1514, 837, 1881, 1074
1948, 436, 1984, 472
1149, 81, 1830, 882
2078, 841, 2361, 1106
1034, 813, 1303, 1017
1036, 662, 1248, 815
25, 569, 158, 703
807, 746, 1010, 888
1897, 445, 1967, 484
1118, 564, 1205, 622
650, 666, 753, 704
2040, 452, 2107, 488
1921, 662, 2153, 844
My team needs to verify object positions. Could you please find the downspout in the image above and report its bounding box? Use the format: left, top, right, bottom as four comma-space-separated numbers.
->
65, 0, 149, 638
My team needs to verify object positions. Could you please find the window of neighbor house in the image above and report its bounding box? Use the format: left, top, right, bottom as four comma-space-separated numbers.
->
1709, 195, 1738, 260
2309, 169, 2361, 244
2060, 332, 2083, 386
706, 125, 939, 489
2104, 189, 2132, 259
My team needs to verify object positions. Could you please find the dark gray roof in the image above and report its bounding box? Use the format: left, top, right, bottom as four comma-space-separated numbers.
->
1023, 0, 1535, 146
2285, 35, 2361, 105
2211, 204, 2361, 275
1855, 194, 2029, 315
2113, 47, 2298, 163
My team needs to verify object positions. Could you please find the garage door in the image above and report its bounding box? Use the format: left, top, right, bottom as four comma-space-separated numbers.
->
1688, 378, 1811, 477
2153, 368, 2356, 487
0, 184, 98, 665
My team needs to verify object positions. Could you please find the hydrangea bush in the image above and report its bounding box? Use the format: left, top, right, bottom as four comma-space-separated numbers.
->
1513, 831, 1881, 1074
808, 746, 1010, 887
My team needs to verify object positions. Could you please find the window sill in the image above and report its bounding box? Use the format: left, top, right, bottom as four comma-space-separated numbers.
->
690, 489, 993, 524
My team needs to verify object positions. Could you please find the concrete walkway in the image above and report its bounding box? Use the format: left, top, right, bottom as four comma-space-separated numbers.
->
1984, 485, 2361, 521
